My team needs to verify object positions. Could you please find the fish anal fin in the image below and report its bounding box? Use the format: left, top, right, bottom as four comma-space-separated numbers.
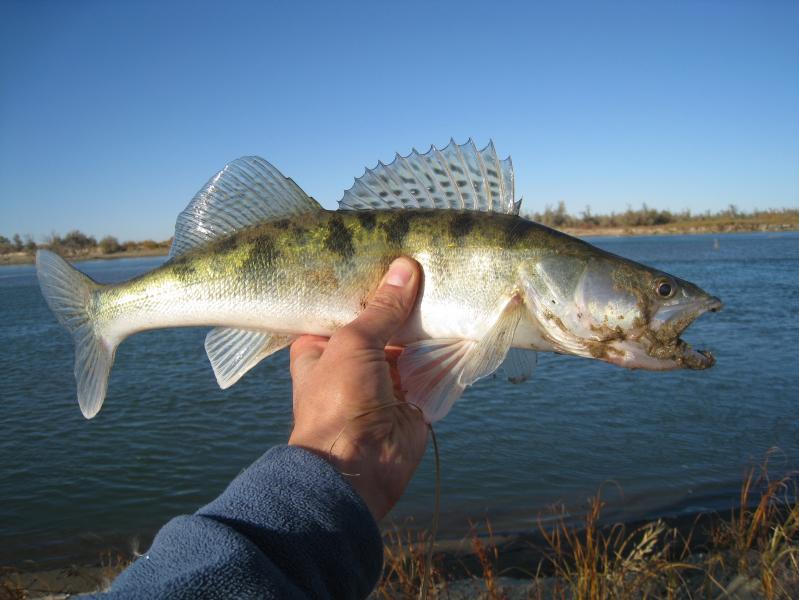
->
398, 295, 526, 423
205, 327, 295, 389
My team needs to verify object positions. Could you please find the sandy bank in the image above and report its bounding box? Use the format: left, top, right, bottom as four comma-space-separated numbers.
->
1, 563, 119, 599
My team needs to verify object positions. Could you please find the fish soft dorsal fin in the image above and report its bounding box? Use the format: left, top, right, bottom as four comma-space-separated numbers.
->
170, 156, 322, 258
338, 139, 520, 215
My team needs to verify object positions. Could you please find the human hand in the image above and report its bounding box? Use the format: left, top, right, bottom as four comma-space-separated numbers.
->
288, 257, 428, 521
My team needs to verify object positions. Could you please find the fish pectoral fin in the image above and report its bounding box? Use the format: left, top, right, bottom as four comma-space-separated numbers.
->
398, 298, 525, 423
501, 348, 537, 384
205, 328, 296, 389
458, 299, 525, 385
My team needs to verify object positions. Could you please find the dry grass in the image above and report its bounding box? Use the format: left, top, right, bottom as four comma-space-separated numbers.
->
96, 549, 132, 592
706, 459, 799, 599
469, 520, 505, 600
0, 569, 27, 600
538, 495, 695, 599
4, 461, 797, 599
372, 522, 447, 599
374, 460, 799, 599
372, 520, 509, 600
0, 550, 132, 600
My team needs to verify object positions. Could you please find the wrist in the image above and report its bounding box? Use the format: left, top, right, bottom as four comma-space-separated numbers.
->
288, 439, 389, 520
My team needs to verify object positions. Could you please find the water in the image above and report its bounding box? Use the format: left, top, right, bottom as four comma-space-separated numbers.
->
2, 233, 798, 567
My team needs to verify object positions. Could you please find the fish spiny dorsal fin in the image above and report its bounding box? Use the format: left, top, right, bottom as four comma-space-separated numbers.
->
170, 156, 322, 258
338, 139, 520, 215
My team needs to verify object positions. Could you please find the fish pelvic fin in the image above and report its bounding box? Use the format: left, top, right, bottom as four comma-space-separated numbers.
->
398, 294, 526, 422
501, 348, 537, 383
36, 250, 116, 419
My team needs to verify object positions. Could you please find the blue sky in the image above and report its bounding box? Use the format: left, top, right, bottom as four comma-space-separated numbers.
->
1, 0, 797, 242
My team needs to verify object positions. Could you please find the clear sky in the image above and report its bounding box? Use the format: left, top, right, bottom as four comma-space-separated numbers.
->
1, 0, 797, 242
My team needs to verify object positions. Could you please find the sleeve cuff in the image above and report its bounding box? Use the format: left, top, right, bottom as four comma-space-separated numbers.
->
197, 445, 383, 598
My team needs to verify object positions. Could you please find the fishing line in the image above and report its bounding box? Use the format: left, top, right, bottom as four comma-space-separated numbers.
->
419, 423, 440, 600
327, 401, 442, 600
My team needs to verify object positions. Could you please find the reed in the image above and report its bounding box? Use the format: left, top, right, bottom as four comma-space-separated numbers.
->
536, 494, 694, 599
0, 569, 26, 600
374, 459, 799, 599
468, 520, 504, 600
97, 549, 132, 591
372, 522, 447, 599
707, 458, 799, 599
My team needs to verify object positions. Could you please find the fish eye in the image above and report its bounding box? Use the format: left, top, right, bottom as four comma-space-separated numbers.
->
654, 278, 676, 299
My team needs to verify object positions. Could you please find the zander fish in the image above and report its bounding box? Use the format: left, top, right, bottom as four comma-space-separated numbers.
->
37, 139, 722, 421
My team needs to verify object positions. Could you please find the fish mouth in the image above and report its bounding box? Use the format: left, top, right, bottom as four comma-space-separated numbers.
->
674, 339, 716, 370
654, 296, 723, 370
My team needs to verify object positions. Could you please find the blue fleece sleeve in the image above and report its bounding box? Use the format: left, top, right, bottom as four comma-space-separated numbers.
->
86, 446, 383, 599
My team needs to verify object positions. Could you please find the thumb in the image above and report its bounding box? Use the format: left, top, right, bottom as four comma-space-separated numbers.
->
340, 256, 420, 350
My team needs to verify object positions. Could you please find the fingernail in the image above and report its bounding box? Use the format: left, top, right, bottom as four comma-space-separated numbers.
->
385, 259, 413, 288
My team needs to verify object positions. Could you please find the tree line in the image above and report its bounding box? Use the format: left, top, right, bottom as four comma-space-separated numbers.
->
0, 230, 170, 256
526, 203, 798, 229
0, 233, 38, 254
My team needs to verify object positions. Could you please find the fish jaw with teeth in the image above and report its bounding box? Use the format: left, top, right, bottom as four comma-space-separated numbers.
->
520, 251, 722, 371
637, 284, 723, 370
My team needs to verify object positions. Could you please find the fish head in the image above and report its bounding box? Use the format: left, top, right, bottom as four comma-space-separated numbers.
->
521, 251, 722, 370
576, 256, 723, 370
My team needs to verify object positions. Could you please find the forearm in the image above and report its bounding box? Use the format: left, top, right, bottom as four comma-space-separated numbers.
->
87, 446, 383, 599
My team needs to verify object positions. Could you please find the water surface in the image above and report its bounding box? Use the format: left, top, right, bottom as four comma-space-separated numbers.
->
2, 233, 797, 566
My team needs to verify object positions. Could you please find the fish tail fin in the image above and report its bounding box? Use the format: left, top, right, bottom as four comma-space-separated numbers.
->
36, 250, 116, 418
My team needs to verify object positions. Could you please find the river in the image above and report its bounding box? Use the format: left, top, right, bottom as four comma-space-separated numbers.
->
1, 232, 797, 567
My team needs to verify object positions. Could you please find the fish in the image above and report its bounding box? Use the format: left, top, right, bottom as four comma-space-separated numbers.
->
36, 139, 723, 422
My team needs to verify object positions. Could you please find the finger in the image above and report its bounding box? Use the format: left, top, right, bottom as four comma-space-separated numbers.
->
340, 256, 420, 350
290, 335, 327, 378
388, 363, 404, 398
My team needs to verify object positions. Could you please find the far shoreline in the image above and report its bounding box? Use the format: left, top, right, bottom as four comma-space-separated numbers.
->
0, 247, 169, 266
2, 220, 797, 266
562, 220, 798, 238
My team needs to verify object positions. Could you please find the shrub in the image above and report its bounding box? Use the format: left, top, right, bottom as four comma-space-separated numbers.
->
60, 230, 97, 253
99, 236, 122, 254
